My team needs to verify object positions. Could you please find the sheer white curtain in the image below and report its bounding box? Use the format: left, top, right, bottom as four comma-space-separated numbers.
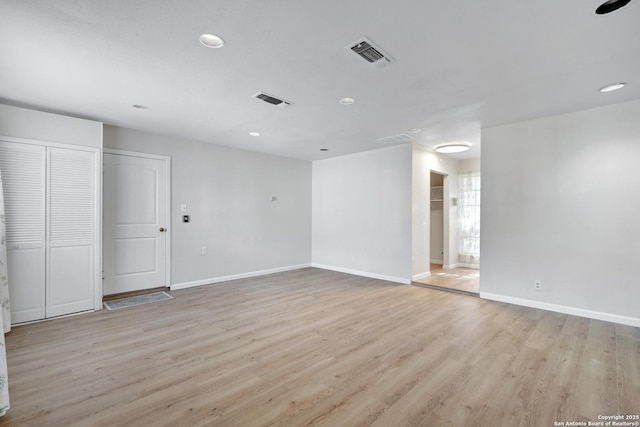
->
0, 169, 10, 416
458, 171, 480, 268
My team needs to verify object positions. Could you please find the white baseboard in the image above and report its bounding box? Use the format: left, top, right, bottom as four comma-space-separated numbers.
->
412, 271, 432, 281
457, 263, 480, 269
170, 264, 311, 291
311, 263, 411, 285
480, 292, 640, 328
442, 263, 459, 270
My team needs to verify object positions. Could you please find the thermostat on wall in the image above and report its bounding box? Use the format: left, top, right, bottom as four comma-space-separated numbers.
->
182, 215, 190, 223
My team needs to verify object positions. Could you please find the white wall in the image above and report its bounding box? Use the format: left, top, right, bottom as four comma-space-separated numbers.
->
0, 104, 102, 148
481, 99, 640, 326
429, 207, 444, 264
312, 144, 413, 283
412, 145, 459, 278
104, 125, 312, 287
459, 157, 481, 173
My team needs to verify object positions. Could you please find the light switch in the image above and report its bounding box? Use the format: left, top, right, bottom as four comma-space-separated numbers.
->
181, 204, 187, 212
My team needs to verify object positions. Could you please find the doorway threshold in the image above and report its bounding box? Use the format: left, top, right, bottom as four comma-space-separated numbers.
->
411, 282, 479, 297
103, 286, 169, 302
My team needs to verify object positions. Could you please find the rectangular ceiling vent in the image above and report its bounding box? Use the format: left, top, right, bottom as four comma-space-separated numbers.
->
251, 92, 293, 108
376, 133, 415, 145
346, 37, 395, 69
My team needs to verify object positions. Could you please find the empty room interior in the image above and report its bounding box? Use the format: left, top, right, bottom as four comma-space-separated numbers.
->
0, 1, 639, 425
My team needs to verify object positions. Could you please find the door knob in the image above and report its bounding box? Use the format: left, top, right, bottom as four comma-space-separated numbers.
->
159, 227, 166, 232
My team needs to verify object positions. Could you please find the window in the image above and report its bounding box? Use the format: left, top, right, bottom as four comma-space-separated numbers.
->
458, 172, 480, 265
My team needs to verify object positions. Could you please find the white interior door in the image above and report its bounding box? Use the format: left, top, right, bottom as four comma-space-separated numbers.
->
103, 152, 169, 295
0, 141, 46, 323
46, 147, 97, 317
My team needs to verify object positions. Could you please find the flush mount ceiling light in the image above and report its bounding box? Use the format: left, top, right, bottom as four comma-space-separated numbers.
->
434, 143, 471, 154
249, 132, 260, 137
596, 0, 632, 14
132, 104, 150, 110
199, 33, 225, 48
599, 82, 626, 92
407, 128, 421, 133
338, 97, 355, 105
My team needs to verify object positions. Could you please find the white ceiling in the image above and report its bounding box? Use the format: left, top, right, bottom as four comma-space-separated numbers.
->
1, 0, 639, 161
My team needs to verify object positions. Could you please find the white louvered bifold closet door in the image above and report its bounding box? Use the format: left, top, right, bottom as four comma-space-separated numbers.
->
0, 141, 46, 323
46, 147, 95, 317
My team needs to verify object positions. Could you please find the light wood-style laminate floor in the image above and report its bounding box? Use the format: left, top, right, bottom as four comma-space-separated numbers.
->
2, 268, 639, 426
415, 264, 480, 294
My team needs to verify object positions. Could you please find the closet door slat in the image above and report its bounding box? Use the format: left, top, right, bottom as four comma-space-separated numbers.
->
0, 141, 46, 323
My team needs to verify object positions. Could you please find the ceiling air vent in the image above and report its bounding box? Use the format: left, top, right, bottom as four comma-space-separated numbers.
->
346, 37, 395, 69
376, 133, 415, 145
251, 92, 293, 108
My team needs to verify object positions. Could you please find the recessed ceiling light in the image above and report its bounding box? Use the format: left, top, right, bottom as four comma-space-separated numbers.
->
339, 97, 355, 105
249, 132, 260, 137
320, 148, 329, 152
434, 143, 471, 154
599, 82, 626, 93
408, 128, 421, 133
596, 0, 631, 14
132, 104, 150, 110
199, 33, 225, 48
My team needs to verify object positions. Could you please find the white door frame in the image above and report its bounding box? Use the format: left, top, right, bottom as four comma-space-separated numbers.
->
103, 149, 171, 292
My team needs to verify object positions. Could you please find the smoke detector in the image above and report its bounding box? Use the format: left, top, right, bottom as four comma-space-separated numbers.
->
346, 37, 395, 69
251, 92, 294, 108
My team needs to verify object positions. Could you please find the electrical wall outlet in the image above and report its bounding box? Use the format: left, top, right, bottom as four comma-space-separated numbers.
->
201, 246, 207, 255
534, 280, 542, 291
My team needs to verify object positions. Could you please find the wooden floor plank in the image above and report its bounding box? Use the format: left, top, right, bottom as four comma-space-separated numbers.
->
1, 267, 638, 426
415, 264, 479, 294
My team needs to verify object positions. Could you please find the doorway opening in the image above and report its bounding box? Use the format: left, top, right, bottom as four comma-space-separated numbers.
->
103, 150, 171, 297
414, 170, 480, 295
429, 171, 445, 266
